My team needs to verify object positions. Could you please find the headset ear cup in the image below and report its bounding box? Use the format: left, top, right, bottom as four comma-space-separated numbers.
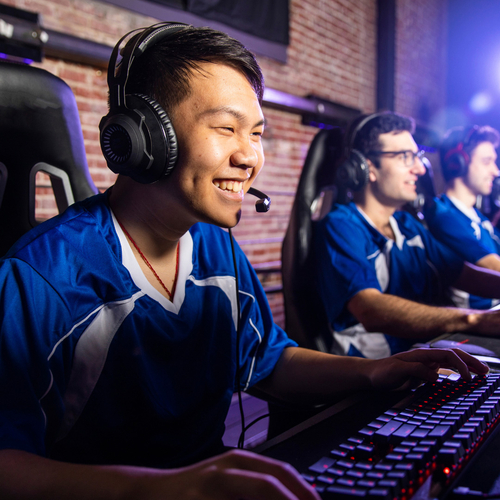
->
336, 149, 370, 191
136, 93, 178, 176
99, 94, 178, 184
443, 149, 470, 181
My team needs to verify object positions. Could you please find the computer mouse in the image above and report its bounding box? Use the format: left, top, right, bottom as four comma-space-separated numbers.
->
431, 339, 497, 357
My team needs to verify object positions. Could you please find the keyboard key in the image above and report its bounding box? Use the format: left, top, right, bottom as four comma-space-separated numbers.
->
327, 467, 346, 477
409, 428, 430, 438
309, 457, 335, 473
340, 443, 357, 452
325, 485, 368, 498
419, 439, 437, 447
355, 444, 375, 460
346, 470, 365, 479
337, 459, 355, 469
437, 447, 461, 466
413, 446, 431, 454
476, 408, 495, 424
400, 439, 418, 447
405, 453, 425, 464
354, 462, 373, 471
387, 470, 409, 489
392, 423, 416, 440
368, 421, 385, 430
407, 418, 423, 425
442, 440, 465, 456
428, 425, 452, 439
338, 478, 356, 487
331, 448, 349, 458
452, 432, 473, 449
366, 471, 385, 480
367, 487, 391, 499
348, 436, 365, 445
301, 473, 316, 483
377, 479, 399, 496
393, 446, 411, 454
375, 420, 403, 438
359, 427, 376, 437
357, 479, 376, 488
376, 415, 392, 423
374, 462, 393, 472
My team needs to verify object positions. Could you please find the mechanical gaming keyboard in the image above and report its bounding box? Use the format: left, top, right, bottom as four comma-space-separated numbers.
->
300, 372, 500, 499
303, 374, 500, 500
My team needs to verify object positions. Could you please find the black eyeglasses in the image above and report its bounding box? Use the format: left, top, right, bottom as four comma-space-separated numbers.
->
368, 150, 426, 167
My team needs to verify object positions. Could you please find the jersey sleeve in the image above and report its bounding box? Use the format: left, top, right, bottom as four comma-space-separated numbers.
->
426, 199, 495, 264
313, 210, 382, 328
232, 244, 297, 391
0, 258, 73, 457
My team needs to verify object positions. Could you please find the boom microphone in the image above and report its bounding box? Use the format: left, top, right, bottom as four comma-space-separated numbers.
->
247, 187, 271, 212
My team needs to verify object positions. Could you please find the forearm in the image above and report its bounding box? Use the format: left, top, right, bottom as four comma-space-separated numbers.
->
0, 449, 148, 500
348, 289, 473, 338
0, 448, 321, 500
256, 347, 376, 404
454, 261, 500, 297
474, 254, 500, 274
257, 346, 490, 407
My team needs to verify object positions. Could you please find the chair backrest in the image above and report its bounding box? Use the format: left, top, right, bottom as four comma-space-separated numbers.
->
0, 61, 98, 256
281, 127, 344, 351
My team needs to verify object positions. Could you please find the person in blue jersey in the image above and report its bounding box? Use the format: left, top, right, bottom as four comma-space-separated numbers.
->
0, 25, 488, 500
425, 125, 500, 309
315, 111, 500, 360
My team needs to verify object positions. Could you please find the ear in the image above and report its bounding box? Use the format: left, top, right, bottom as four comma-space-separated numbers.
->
367, 158, 378, 182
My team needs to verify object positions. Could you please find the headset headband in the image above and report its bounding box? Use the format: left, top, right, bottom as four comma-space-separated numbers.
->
443, 125, 480, 164
347, 112, 385, 153
107, 22, 190, 110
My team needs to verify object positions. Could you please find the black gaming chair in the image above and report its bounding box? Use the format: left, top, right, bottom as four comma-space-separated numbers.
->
266, 128, 347, 438
0, 61, 98, 256
281, 127, 345, 352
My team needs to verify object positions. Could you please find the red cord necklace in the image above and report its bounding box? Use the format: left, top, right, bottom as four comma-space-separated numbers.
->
115, 217, 180, 300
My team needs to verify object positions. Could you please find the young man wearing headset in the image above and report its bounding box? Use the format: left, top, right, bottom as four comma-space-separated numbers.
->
0, 26, 487, 500
424, 125, 500, 309
314, 112, 500, 360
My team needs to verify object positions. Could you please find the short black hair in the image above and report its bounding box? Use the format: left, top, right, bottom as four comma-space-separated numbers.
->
348, 111, 415, 167
440, 125, 500, 170
124, 25, 264, 116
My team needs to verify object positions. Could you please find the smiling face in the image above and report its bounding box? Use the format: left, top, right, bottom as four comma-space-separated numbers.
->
164, 62, 265, 229
367, 130, 426, 209
464, 141, 499, 196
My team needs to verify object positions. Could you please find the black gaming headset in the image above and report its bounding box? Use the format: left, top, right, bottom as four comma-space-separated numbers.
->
441, 125, 479, 181
99, 22, 190, 184
335, 112, 383, 191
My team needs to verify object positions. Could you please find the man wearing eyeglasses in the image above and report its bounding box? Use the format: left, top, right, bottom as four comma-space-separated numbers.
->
314, 112, 500, 359
424, 125, 500, 311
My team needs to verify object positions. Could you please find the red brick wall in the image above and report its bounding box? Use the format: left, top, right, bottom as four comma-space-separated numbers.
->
395, 0, 448, 125
1, 0, 447, 328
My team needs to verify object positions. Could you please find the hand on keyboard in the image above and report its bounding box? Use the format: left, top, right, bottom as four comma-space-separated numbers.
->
367, 347, 489, 392
157, 448, 321, 500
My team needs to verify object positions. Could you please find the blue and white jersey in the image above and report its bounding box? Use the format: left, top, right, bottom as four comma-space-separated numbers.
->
0, 192, 295, 468
314, 202, 463, 358
425, 194, 500, 310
